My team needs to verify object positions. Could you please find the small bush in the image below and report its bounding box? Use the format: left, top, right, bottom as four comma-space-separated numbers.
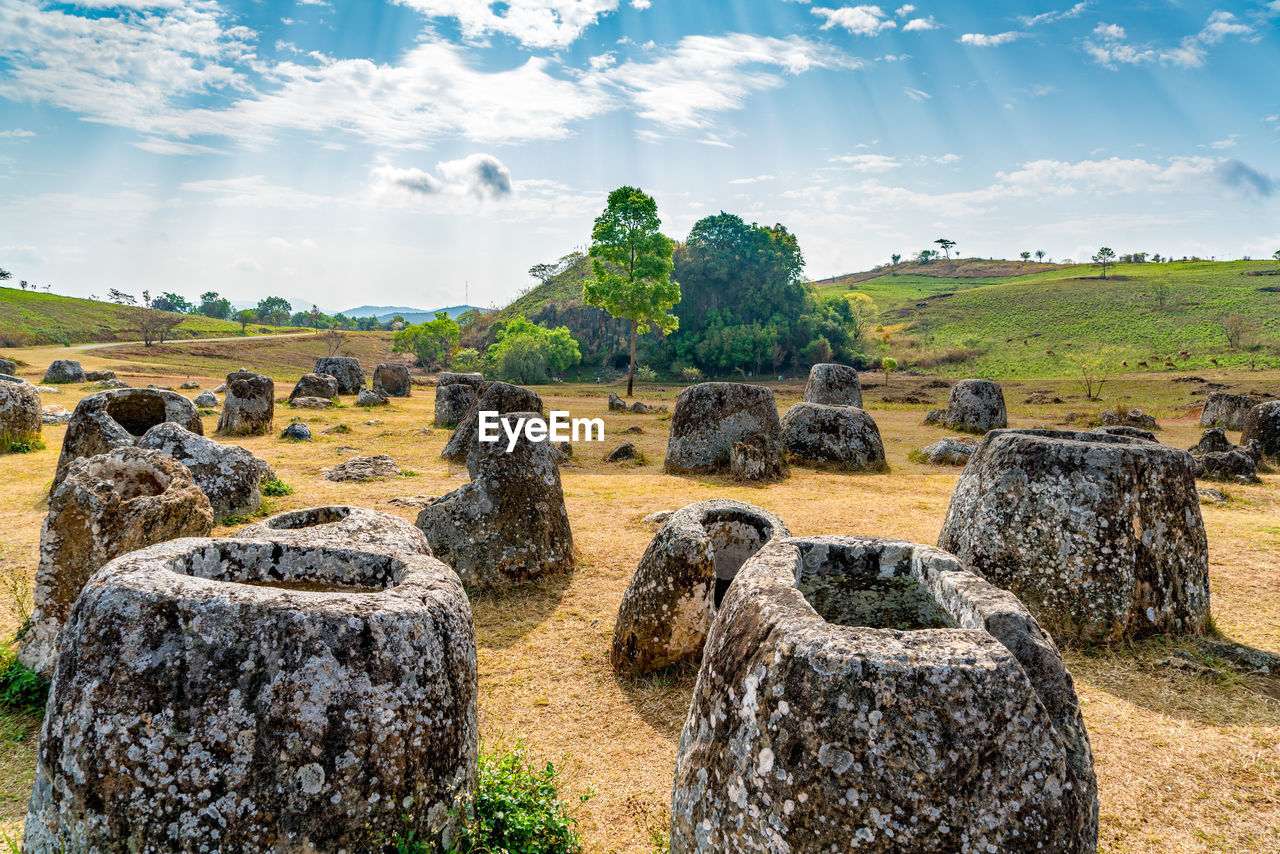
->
0, 643, 48, 714
262, 477, 294, 497
449, 742, 589, 854
634, 365, 658, 383
4, 435, 45, 455
679, 366, 702, 383
218, 514, 251, 526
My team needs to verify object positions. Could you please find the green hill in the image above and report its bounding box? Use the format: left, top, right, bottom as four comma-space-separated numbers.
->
0, 287, 290, 346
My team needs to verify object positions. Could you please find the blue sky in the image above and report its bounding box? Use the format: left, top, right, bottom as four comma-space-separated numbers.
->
0, 0, 1277, 313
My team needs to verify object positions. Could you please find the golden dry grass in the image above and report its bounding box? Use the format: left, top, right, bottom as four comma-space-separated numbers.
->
0, 354, 1278, 851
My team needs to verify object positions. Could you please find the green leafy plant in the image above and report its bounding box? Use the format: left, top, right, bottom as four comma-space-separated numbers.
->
0, 642, 48, 714
4, 436, 45, 454
262, 477, 294, 497
634, 365, 657, 383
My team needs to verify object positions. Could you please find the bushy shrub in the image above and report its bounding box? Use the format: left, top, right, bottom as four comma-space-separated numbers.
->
679, 366, 702, 382
262, 477, 294, 497
486, 317, 581, 385
450, 348, 484, 374
0, 643, 48, 714
634, 365, 657, 383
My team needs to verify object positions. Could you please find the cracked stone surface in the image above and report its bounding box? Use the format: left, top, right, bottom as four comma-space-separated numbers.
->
919, 436, 976, 465
356, 387, 389, 407
938, 429, 1210, 643
664, 382, 784, 475
1242, 400, 1280, 460
611, 499, 789, 675
41, 360, 85, 384
289, 373, 338, 402
671, 535, 1097, 853
323, 454, 400, 482
440, 381, 543, 464
20, 447, 213, 677
192, 391, 218, 408
1093, 425, 1156, 442
24, 538, 476, 853
215, 371, 274, 437
313, 357, 365, 394
373, 364, 411, 397
0, 374, 41, 448
802, 363, 863, 408
781, 402, 885, 470
924, 379, 1008, 434
137, 422, 271, 518
1199, 392, 1256, 430
239, 505, 432, 556
54, 388, 203, 492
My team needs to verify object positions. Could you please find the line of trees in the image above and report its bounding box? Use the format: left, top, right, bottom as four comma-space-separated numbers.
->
102, 289, 391, 331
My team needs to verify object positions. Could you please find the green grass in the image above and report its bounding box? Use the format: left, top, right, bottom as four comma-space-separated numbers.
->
0, 286, 294, 346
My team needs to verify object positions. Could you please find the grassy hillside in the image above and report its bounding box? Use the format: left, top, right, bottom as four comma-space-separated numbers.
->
819, 260, 1280, 377
0, 287, 291, 346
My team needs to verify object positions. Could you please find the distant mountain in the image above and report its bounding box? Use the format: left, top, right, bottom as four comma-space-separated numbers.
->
340, 304, 481, 323
230, 297, 323, 314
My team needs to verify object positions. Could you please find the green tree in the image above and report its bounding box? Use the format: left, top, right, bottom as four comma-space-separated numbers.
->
1034, 250, 1047, 262
255, 296, 292, 325
234, 309, 255, 333
881, 356, 897, 385
0, 269, 10, 283
392, 311, 461, 369
198, 291, 232, 319
1020, 251, 1031, 261
485, 316, 581, 384
151, 291, 194, 313
1272, 249, 1280, 268
890, 253, 901, 267
934, 238, 956, 259
585, 186, 680, 396
107, 288, 136, 306
1092, 247, 1117, 278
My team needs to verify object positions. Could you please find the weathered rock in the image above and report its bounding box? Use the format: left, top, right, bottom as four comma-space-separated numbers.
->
1241, 401, 1280, 460
356, 387, 389, 407
0, 374, 41, 449
938, 429, 1210, 643
238, 505, 432, 556
1100, 408, 1157, 429
19, 448, 213, 676
926, 379, 1008, 433
213, 383, 226, 393
608, 391, 627, 412
24, 538, 476, 852
289, 373, 339, 401
323, 454, 400, 482
670, 535, 1097, 853
440, 381, 542, 464
193, 390, 218, 408
373, 363, 411, 397
41, 360, 85, 384
1192, 450, 1258, 483
729, 435, 788, 483
290, 396, 335, 409
147, 384, 174, 391
1200, 391, 1256, 430
611, 500, 789, 675
434, 383, 477, 428
1093, 425, 1157, 442
41, 405, 70, 425
664, 382, 784, 475
606, 442, 637, 462
437, 371, 485, 390
313, 356, 364, 394
802, 362, 863, 407
84, 370, 116, 382
641, 510, 673, 526
91, 379, 130, 390
53, 388, 204, 491
137, 422, 269, 518
418, 413, 573, 587
918, 435, 976, 465
1198, 487, 1229, 505
0, 358, 16, 375
216, 370, 274, 436
179, 380, 200, 390
629, 400, 665, 414
1190, 427, 1233, 455
781, 402, 886, 470
280, 422, 312, 441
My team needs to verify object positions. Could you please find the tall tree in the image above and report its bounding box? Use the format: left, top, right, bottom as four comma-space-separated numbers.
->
585, 186, 680, 396
1034, 250, 1047, 262
1092, 247, 1117, 279
934, 238, 956, 259
256, 296, 292, 325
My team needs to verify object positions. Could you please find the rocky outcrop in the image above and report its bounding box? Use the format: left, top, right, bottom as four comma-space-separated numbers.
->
924, 379, 1008, 433
611, 500, 789, 675
41, 360, 85, 384
0, 358, 16, 375
1200, 392, 1256, 430
24, 538, 476, 853
313, 357, 365, 394
781, 402, 886, 470
216, 370, 274, 436
918, 436, 976, 465
373, 364, 411, 397
41, 405, 71, 425
440, 381, 542, 464
19, 448, 213, 676
1192, 450, 1259, 483
938, 429, 1209, 643
433, 373, 485, 428
437, 371, 485, 389
418, 413, 573, 587
238, 505, 433, 557
1099, 408, 1157, 430
85, 370, 117, 382
289, 373, 338, 401
1241, 401, 1280, 460
53, 388, 203, 491
0, 374, 41, 449
802, 362, 862, 407
192, 390, 218, 408
664, 382, 784, 475
290, 396, 335, 409
280, 422, 312, 441
671, 535, 1097, 853
356, 387, 389, 407
323, 454, 400, 482
137, 422, 270, 518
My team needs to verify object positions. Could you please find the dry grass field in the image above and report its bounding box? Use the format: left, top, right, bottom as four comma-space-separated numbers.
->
1, 344, 1278, 852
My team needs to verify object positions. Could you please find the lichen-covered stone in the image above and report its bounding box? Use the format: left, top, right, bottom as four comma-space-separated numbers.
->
41, 405, 71, 425
53, 388, 203, 491
781, 402, 886, 470
192, 390, 218, 408
0, 374, 41, 449
1100, 408, 1157, 429
1200, 392, 1256, 430
357, 387, 389, 407
611, 500, 789, 675
418, 413, 572, 587
290, 396, 334, 409
926, 379, 1008, 433
938, 429, 1209, 643
1093, 425, 1157, 442
239, 505, 432, 556
434, 383, 477, 428
19, 448, 213, 676
802, 362, 863, 407
629, 400, 664, 414
289, 373, 338, 401
608, 391, 627, 412
374, 364, 411, 397
216, 370, 274, 436
85, 370, 117, 382
606, 442, 638, 462
280, 422, 312, 441
41, 360, 85, 384
728, 435, 789, 483
671, 535, 1097, 853
0, 358, 16, 375
24, 538, 476, 853
313, 356, 365, 394
1190, 427, 1232, 455
440, 381, 542, 464
137, 422, 270, 518
919, 435, 976, 465
437, 371, 485, 389
323, 454, 400, 482
179, 380, 199, 389
1192, 449, 1258, 483
664, 382, 784, 475
1241, 400, 1280, 460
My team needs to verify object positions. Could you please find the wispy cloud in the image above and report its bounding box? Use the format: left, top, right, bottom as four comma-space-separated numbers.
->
903, 86, 931, 100
812, 5, 896, 36
0, 129, 35, 141
959, 31, 1024, 47
901, 16, 937, 31
390, 0, 620, 49
729, 174, 776, 184
1017, 2, 1088, 28
830, 153, 901, 171
1085, 12, 1254, 70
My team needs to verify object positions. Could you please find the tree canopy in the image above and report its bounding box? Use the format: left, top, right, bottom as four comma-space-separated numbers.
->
486, 315, 581, 384
392, 311, 460, 369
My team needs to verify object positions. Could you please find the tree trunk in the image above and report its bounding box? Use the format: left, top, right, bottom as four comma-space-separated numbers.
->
627, 320, 637, 397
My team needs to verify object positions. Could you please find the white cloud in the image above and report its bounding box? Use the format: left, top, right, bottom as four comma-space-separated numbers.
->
894, 4, 914, 16
179, 175, 330, 208
0, 129, 36, 140
729, 175, 776, 184
1199, 10, 1251, 44
1018, 2, 1088, 27
132, 137, 224, 155
391, 0, 619, 49
1086, 13, 1254, 70
903, 86, 931, 100
812, 5, 897, 36
232, 258, 263, 273
902, 17, 937, 31
830, 153, 901, 172
960, 31, 1024, 46
372, 154, 513, 203
631, 0, 651, 8
436, 153, 513, 199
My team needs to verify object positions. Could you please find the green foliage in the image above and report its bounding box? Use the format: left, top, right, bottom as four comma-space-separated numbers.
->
1092, 247, 1117, 278
0, 643, 48, 714
4, 435, 45, 454
486, 316, 581, 384
679, 366, 702, 382
198, 291, 232, 319
218, 514, 251, 526
634, 365, 657, 382
450, 348, 484, 374
256, 296, 293, 325
151, 291, 195, 313
394, 312, 461, 369
449, 743, 589, 854
234, 309, 255, 332
262, 477, 294, 497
